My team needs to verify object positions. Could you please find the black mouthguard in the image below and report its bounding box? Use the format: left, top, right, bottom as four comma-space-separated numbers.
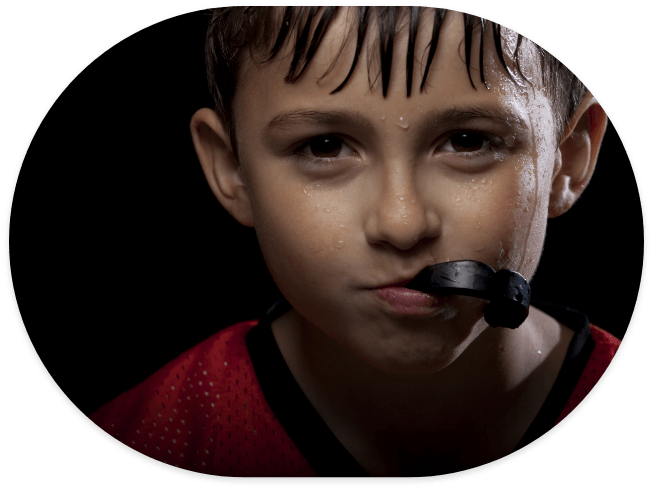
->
406, 260, 531, 329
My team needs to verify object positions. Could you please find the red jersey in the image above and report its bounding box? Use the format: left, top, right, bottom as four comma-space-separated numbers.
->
90, 302, 620, 476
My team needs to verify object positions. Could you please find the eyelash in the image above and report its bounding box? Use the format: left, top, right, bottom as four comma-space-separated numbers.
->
435, 131, 507, 160
289, 131, 509, 166
290, 135, 355, 166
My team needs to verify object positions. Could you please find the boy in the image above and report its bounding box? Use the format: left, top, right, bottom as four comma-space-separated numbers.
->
91, 6, 619, 476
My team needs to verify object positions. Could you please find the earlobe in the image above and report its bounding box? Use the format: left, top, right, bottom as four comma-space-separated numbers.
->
548, 92, 608, 218
190, 108, 254, 227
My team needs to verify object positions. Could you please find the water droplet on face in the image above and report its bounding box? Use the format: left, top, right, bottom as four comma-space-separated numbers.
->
381, 112, 387, 121
335, 240, 345, 249
399, 197, 404, 201
474, 223, 481, 230
396, 116, 410, 129
325, 208, 331, 212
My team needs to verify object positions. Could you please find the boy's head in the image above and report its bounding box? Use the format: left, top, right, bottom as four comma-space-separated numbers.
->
191, 7, 607, 374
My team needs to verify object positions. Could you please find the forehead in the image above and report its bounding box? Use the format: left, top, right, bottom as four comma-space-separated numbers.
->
234, 9, 553, 140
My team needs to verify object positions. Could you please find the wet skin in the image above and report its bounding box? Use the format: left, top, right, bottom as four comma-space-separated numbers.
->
192, 9, 604, 475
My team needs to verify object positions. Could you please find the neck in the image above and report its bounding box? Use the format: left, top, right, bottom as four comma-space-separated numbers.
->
271, 306, 570, 475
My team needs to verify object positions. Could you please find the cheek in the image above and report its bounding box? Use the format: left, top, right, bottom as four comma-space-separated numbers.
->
246, 175, 353, 292
485, 154, 551, 278
294, 184, 352, 253
443, 156, 547, 275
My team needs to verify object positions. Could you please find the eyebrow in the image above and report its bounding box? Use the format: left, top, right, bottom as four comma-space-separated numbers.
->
265, 109, 375, 136
428, 103, 528, 130
264, 104, 528, 136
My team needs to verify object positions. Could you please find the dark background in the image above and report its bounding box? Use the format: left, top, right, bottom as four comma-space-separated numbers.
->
9, 10, 643, 416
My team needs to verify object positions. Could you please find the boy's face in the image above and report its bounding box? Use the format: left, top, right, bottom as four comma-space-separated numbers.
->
229, 12, 560, 374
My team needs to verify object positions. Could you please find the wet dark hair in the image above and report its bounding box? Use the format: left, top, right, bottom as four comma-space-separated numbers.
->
205, 6, 587, 160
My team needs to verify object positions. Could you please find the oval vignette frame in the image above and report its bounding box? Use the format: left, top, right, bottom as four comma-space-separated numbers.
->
5, 1, 650, 484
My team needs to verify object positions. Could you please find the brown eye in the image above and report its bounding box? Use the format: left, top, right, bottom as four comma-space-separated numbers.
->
450, 133, 485, 152
309, 136, 343, 158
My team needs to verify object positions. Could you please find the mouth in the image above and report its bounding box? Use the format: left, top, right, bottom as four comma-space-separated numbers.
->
370, 277, 447, 315
372, 260, 532, 328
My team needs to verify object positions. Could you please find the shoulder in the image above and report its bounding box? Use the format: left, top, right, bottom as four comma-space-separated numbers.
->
89, 319, 315, 476
554, 325, 621, 424
90, 319, 258, 429
89, 321, 257, 467
588, 325, 621, 357
575, 325, 621, 396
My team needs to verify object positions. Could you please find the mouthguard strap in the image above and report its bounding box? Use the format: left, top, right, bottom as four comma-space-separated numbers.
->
406, 260, 531, 329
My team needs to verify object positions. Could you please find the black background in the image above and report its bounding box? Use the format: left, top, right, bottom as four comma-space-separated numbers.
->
9, 10, 643, 416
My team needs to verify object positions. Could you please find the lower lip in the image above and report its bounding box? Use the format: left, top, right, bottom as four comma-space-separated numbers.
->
374, 287, 443, 314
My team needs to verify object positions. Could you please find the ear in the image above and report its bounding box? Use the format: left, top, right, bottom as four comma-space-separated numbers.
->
548, 92, 608, 218
190, 108, 254, 227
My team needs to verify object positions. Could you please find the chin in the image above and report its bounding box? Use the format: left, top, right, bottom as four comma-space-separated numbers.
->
352, 316, 488, 376
356, 337, 467, 376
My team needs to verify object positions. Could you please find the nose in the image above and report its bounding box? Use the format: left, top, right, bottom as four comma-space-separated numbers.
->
363, 163, 441, 251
